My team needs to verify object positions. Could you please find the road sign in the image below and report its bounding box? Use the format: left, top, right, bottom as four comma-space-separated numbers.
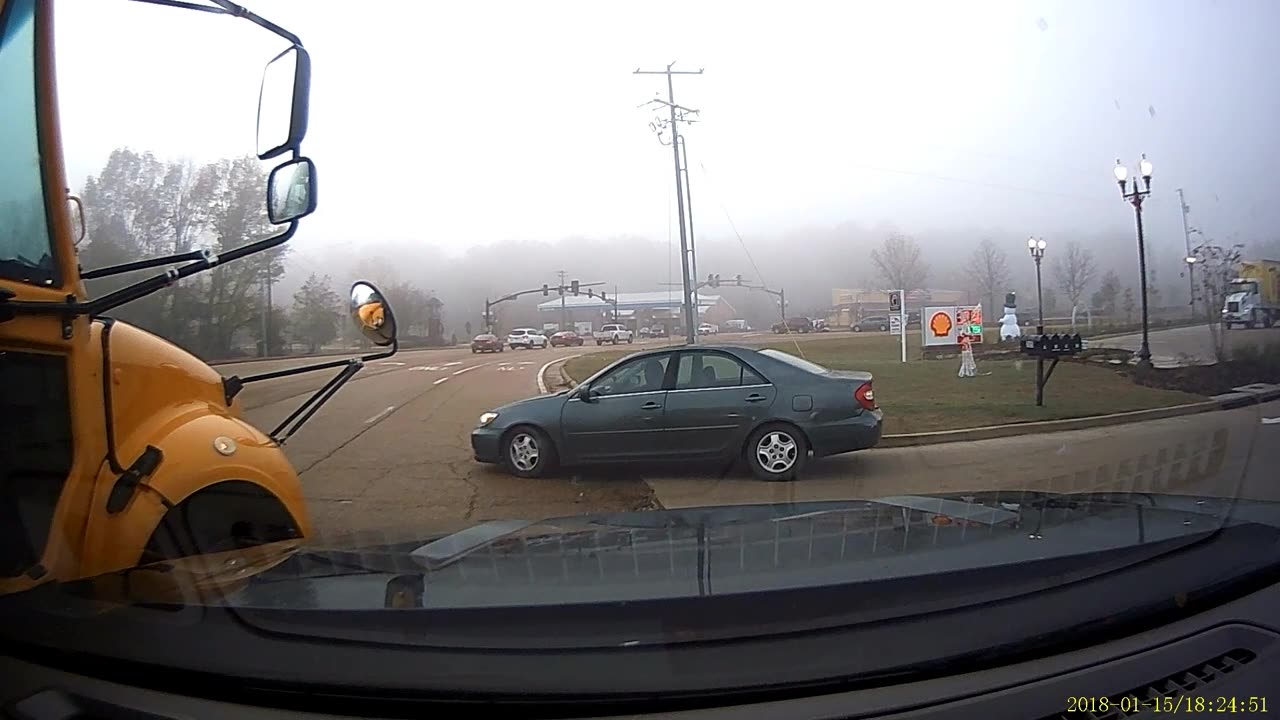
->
888, 290, 902, 313
889, 315, 903, 335
923, 306, 957, 346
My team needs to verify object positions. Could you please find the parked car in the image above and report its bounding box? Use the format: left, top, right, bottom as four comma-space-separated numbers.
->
813, 319, 830, 332
698, 323, 719, 335
593, 323, 634, 345
650, 325, 670, 338
549, 330, 585, 347
470, 333, 504, 353
851, 316, 890, 332
507, 327, 549, 349
771, 317, 814, 334
472, 345, 882, 481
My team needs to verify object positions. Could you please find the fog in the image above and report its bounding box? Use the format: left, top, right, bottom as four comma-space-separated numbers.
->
53, 0, 1280, 332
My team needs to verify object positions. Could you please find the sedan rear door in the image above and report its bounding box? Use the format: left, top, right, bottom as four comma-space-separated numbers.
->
662, 351, 776, 458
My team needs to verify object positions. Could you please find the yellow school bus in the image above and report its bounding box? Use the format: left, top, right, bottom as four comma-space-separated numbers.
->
0, 0, 396, 595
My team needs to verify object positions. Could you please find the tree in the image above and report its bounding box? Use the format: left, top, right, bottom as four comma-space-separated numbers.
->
870, 233, 928, 291
1051, 241, 1097, 312
78, 149, 280, 359
1122, 287, 1136, 323
1090, 270, 1122, 317
1190, 242, 1245, 361
964, 238, 1011, 316
291, 273, 342, 353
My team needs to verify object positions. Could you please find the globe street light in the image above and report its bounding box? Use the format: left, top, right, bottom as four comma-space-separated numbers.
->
1028, 236, 1048, 405
1114, 154, 1154, 369
1027, 236, 1047, 333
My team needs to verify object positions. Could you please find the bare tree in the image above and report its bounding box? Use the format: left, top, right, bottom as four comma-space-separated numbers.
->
964, 238, 1011, 314
1190, 241, 1244, 361
1051, 241, 1097, 313
870, 233, 928, 291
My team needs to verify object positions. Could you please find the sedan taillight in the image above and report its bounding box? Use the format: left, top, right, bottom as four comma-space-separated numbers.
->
855, 381, 877, 411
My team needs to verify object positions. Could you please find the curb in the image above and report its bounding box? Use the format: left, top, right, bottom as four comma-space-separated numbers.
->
879, 383, 1279, 448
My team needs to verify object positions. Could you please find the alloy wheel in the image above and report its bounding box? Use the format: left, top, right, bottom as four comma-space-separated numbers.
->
755, 431, 797, 473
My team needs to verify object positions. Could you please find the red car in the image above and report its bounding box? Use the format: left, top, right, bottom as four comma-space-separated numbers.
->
549, 330, 585, 347
470, 333, 504, 353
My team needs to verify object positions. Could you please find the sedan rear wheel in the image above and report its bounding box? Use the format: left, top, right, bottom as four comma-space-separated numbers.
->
503, 426, 557, 478
746, 424, 807, 481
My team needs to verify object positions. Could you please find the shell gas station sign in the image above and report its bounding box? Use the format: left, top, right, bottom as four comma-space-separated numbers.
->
923, 305, 983, 347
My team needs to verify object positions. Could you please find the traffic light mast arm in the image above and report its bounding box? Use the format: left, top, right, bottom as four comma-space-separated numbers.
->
483, 282, 614, 329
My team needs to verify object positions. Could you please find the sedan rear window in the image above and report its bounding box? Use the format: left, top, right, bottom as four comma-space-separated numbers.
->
759, 349, 829, 375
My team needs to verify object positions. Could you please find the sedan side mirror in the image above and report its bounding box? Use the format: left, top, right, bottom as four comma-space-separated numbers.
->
576, 386, 600, 403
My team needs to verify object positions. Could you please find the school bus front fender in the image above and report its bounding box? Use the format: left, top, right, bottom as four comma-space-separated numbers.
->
81, 413, 311, 578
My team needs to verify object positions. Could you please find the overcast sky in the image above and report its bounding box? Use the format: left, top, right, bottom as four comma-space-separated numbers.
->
54, 0, 1280, 274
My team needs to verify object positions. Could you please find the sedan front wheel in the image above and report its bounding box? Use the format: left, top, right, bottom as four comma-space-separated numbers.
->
746, 423, 807, 481
503, 426, 557, 478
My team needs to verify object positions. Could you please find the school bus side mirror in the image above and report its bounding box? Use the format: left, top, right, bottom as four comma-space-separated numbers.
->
257, 45, 311, 161
267, 157, 316, 224
350, 282, 397, 347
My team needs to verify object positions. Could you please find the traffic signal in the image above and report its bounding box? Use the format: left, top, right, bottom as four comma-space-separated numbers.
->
586, 288, 594, 298
600, 292, 608, 303
707, 273, 720, 288
542, 284, 549, 296
734, 274, 742, 285
571, 280, 579, 295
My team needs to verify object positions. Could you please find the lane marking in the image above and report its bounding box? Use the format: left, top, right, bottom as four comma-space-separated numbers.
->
517, 361, 535, 365
364, 405, 396, 424
444, 361, 464, 367
379, 361, 406, 367
538, 354, 581, 394
433, 377, 450, 385
411, 365, 445, 372
453, 361, 496, 376
1263, 417, 1280, 425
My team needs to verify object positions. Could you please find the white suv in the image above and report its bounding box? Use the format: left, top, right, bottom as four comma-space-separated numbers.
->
506, 328, 548, 349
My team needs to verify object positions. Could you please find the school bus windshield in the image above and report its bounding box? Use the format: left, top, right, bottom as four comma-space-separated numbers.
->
0, 0, 55, 286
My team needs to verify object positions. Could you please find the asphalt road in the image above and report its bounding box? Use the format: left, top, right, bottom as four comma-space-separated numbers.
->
1094, 323, 1280, 365
234, 332, 1280, 547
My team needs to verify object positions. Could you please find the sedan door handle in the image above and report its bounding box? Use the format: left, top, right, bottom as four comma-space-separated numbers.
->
744, 394, 767, 403
641, 401, 663, 410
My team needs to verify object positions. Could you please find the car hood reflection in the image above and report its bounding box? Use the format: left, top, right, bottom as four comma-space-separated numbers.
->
221, 491, 1271, 611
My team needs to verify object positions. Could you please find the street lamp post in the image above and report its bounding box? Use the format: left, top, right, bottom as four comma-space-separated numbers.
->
1028, 236, 1048, 406
1114, 155, 1154, 369
1184, 256, 1198, 319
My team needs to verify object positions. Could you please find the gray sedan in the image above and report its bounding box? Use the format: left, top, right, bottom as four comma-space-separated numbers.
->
471, 345, 882, 481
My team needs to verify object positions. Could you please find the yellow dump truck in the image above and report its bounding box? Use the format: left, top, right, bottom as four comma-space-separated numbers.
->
1222, 259, 1280, 329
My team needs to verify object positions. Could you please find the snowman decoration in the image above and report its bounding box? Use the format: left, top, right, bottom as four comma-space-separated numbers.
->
999, 291, 1022, 340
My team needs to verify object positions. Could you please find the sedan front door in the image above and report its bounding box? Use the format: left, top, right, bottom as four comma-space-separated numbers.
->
662, 351, 777, 458
559, 353, 674, 463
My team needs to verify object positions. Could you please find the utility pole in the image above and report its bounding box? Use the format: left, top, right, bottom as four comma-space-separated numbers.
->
259, 253, 275, 357
679, 136, 699, 322
557, 269, 568, 331
1178, 188, 1195, 318
636, 62, 702, 344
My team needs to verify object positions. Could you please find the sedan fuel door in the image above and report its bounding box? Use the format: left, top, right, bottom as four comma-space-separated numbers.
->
560, 353, 674, 463
662, 351, 776, 458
